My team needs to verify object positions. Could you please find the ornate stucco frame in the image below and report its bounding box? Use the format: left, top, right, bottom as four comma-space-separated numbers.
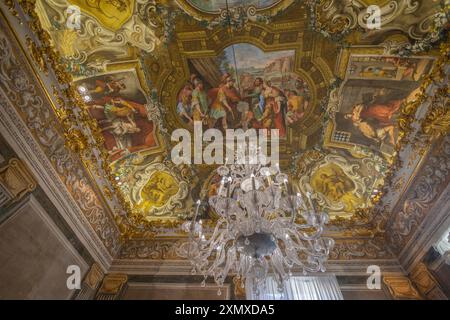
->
152, 21, 336, 162
175, 0, 296, 21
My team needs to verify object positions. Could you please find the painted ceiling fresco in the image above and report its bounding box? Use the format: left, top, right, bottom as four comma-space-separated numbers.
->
33, 0, 448, 238
176, 43, 309, 135
325, 55, 433, 157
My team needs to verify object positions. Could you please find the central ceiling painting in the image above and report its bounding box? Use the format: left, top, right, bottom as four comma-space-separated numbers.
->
176, 43, 310, 137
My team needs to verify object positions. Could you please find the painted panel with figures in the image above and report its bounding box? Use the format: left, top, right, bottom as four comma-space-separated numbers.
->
75, 70, 160, 162
175, 43, 311, 138
326, 55, 434, 157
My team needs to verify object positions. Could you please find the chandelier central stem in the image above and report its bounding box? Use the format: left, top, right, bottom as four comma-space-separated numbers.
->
179, 157, 335, 296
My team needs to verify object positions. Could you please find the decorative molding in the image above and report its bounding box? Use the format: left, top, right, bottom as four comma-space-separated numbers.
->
383, 276, 422, 300
118, 237, 396, 262
0, 158, 36, 207
233, 276, 246, 299
75, 262, 105, 300
308, 0, 448, 51
37, 0, 160, 56
398, 182, 450, 274
174, 0, 296, 23
118, 239, 184, 260
84, 262, 105, 290
2, 0, 130, 220
370, 45, 449, 264
0, 9, 120, 266
96, 273, 128, 300
386, 136, 450, 254
409, 262, 447, 300
124, 282, 231, 300
110, 236, 402, 280
330, 237, 395, 260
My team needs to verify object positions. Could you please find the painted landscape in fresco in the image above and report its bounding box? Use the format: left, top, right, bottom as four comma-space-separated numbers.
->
75, 70, 158, 162
176, 43, 310, 137
330, 56, 433, 155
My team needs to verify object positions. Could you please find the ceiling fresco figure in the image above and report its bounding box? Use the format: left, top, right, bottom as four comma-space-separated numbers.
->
137, 171, 180, 212
76, 71, 159, 162
326, 55, 434, 157
310, 163, 363, 213
176, 44, 311, 137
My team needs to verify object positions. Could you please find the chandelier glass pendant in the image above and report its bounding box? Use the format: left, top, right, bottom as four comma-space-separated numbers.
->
180, 154, 335, 296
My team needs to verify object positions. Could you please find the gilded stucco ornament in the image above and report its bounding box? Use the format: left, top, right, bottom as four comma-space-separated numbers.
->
4, 0, 160, 238
297, 153, 369, 219
383, 276, 423, 299
308, 0, 448, 49
128, 160, 190, 219
0, 158, 37, 207
386, 136, 450, 253
26, 35, 48, 74
174, 0, 296, 23
37, 0, 160, 55
418, 46, 450, 141
292, 149, 387, 226
203, 5, 271, 31
383, 4, 449, 56
374, 41, 449, 219
0, 19, 121, 253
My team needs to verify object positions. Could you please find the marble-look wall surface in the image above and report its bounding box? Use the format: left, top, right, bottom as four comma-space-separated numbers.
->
122, 283, 230, 300
338, 276, 392, 300
341, 288, 390, 300
0, 196, 89, 299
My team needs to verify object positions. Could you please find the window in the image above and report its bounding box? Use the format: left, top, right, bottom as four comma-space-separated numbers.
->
246, 275, 343, 300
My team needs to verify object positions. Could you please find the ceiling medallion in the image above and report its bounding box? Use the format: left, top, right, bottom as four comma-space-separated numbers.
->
178, 151, 334, 296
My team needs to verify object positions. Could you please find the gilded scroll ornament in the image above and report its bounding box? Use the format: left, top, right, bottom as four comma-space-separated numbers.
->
308, 0, 448, 50
409, 262, 446, 299
0, 17, 121, 254
383, 276, 422, 299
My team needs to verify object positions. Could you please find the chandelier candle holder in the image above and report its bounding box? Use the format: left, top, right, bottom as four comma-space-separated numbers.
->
179, 157, 335, 296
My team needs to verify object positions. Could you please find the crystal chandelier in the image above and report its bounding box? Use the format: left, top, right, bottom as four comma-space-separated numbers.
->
179, 156, 334, 296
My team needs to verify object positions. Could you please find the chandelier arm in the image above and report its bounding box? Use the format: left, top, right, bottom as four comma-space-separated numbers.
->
219, 247, 237, 284
187, 159, 333, 293
202, 218, 229, 247
271, 247, 288, 280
